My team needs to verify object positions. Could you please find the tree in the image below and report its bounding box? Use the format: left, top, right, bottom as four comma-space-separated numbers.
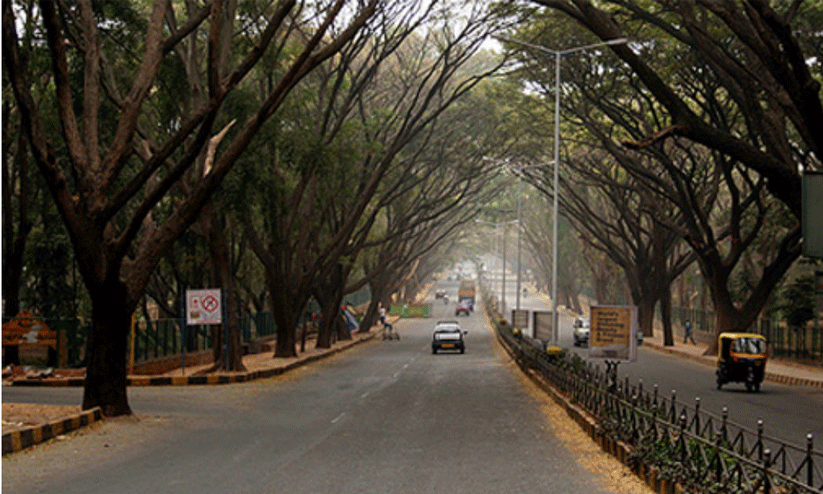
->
529, 0, 821, 218
243, 2, 507, 358
504, 1, 814, 350
550, 14, 803, 352
3, 0, 379, 416
780, 274, 816, 329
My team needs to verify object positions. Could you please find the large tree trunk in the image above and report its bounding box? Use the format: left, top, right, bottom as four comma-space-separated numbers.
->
315, 296, 339, 349
270, 284, 303, 358
357, 268, 395, 333
314, 264, 349, 349
702, 279, 740, 356
334, 309, 351, 342
205, 214, 246, 372
2, 131, 32, 318
660, 283, 674, 346
637, 296, 656, 343
4, 0, 379, 419
82, 280, 131, 416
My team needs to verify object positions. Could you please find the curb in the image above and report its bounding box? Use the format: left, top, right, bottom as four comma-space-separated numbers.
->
3, 333, 376, 456
642, 340, 823, 388
9, 333, 376, 388
518, 363, 685, 494
2, 408, 102, 456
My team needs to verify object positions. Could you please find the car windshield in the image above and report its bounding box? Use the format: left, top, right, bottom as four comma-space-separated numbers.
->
732, 337, 766, 355
435, 326, 460, 333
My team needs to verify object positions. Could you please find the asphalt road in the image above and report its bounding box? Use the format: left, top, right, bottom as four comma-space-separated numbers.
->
3, 287, 633, 494
482, 266, 823, 452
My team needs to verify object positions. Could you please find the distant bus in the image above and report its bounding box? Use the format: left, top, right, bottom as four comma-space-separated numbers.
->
458, 279, 476, 303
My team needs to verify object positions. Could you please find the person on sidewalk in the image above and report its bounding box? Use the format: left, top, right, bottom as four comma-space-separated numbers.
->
379, 304, 388, 327
683, 319, 696, 344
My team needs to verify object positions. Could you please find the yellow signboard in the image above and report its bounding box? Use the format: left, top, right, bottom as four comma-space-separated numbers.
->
589, 305, 637, 362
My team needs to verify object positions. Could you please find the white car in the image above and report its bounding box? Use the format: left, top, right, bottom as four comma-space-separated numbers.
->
432, 320, 467, 354
573, 318, 590, 347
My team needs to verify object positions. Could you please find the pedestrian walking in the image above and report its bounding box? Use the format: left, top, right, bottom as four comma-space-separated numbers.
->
684, 319, 695, 344
378, 304, 387, 327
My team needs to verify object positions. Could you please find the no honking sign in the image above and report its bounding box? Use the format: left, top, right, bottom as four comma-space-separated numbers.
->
186, 289, 223, 325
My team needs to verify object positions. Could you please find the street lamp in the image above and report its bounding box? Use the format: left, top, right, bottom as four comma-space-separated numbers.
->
509, 163, 552, 312
476, 218, 518, 314
500, 36, 628, 345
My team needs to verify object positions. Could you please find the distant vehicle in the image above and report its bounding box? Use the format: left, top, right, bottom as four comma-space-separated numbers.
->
435, 290, 447, 299
455, 299, 472, 316
458, 279, 476, 304
573, 318, 590, 347
432, 320, 467, 354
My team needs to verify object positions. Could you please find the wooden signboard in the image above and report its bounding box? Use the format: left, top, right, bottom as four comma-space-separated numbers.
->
2, 310, 57, 349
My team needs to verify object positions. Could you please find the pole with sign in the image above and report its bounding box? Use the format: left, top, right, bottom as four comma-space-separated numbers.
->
588, 305, 639, 362
184, 289, 224, 375
186, 289, 223, 325
223, 290, 228, 372
816, 271, 822, 356
180, 289, 186, 376
588, 305, 638, 390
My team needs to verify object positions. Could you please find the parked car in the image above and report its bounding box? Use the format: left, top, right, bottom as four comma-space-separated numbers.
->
455, 299, 472, 316
573, 318, 590, 347
432, 320, 467, 354
435, 290, 447, 299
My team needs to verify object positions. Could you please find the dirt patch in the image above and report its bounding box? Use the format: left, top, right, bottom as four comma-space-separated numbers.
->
2, 403, 83, 434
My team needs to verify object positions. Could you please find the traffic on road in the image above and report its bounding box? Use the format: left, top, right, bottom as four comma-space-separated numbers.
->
481, 261, 823, 453
3, 276, 652, 494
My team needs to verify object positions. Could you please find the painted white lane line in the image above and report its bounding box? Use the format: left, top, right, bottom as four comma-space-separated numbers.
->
331, 412, 345, 424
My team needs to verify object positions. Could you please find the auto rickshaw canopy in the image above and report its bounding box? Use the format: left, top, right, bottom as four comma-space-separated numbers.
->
717, 332, 768, 361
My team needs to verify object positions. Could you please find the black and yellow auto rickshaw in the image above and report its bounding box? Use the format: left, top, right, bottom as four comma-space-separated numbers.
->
716, 333, 768, 392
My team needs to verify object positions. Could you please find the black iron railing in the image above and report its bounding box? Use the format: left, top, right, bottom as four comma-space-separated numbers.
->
494, 314, 823, 494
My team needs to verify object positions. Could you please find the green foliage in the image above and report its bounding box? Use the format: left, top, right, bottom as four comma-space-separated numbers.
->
779, 275, 816, 328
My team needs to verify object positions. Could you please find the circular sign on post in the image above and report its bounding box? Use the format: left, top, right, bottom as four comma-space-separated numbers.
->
186, 289, 222, 325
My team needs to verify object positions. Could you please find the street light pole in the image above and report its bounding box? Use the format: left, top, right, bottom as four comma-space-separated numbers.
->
476, 218, 518, 314
552, 48, 561, 346
516, 175, 522, 311
510, 162, 552, 316
499, 36, 628, 346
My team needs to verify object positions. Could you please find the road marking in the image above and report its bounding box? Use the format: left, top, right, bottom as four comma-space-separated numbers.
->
361, 392, 370, 399
331, 412, 345, 424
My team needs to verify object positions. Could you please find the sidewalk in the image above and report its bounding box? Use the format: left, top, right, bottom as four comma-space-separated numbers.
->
2, 329, 379, 455
641, 330, 823, 388
533, 287, 823, 388
6, 330, 378, 388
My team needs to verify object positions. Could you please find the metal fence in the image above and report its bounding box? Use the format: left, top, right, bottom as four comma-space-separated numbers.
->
669, 307, 822, 362
3, 285, 374, 368
495, 318, 823, 494
132, 319, 214, 362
